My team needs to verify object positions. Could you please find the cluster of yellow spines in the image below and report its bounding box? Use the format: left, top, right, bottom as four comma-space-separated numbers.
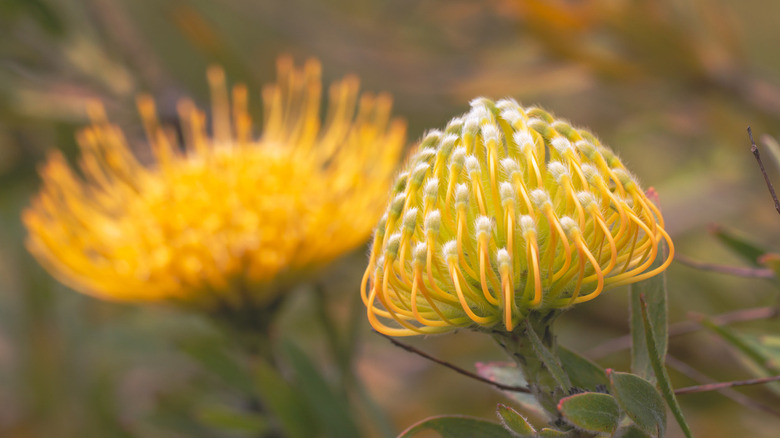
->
362, 98, 673, 336
23, 57, 405, 311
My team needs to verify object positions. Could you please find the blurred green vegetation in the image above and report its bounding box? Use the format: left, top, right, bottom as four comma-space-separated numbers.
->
2, 0, 780, 436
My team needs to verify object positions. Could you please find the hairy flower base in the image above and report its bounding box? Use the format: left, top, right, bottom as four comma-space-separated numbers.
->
362, 98, 673, 336
24, 58, 405, 311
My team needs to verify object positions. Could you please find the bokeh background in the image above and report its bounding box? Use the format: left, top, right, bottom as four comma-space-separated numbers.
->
2, 0, 780, 436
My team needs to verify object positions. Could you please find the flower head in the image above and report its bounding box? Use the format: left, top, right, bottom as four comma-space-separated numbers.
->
23, 57, 406, 313
362, 98, 673, 336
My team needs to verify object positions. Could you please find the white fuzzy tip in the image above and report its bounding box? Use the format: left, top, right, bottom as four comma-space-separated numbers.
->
611, 168, 635, 187
385, 233, 402, 257
576, 191, 596, 208
496, 98, 519, 111
463, 115, 480, 135
499, 182, 515, 203
501, 158, 520, 175
475, 216, 493, 237
547, 161, 568, 182
559, 216, 578, 234
469, 105, 491, 124
421, 129, 442, 146
551, 137, 573, 155
450, 147, 467, 167
446, 117, 464, 131
580, 164, 600, 183
441, 134, 459, 150
530, 189, 551, 208
481, 124, 501, 145
416, 148, 436, 162
455, 184, 469, 205
412, 162, 430, 184
424, 178, 439, 199
513, 131, 534, 150
413, 242, 428, 263
497, 248, 511, 268
575, 140, 596, 157
500, 108, 523, 126
519, 215, 536, 234
465, 155, 481, 174
390, 193, 406, 216
424, 210, 442, 233
402, 207, 419, 230
442, 240, 458, 261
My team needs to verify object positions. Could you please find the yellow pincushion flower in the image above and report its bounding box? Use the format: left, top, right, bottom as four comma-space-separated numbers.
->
23, 57, 405, 312
362, 98, 673, 336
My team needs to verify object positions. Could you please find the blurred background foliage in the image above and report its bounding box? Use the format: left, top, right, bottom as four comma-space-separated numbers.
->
2, 0, 780, 436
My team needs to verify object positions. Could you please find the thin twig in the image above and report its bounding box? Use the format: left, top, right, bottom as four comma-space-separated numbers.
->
748, 126, 780, 216
675, 374, 780, 395
376, 332, 530, 393
675, 253, 775, 278
666, 356, 780, 417
586, 306, 779, 359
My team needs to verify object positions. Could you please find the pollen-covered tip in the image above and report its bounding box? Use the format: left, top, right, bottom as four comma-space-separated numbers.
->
475, 216, 492, 238
559, 216, 578, 235
420, 130, 443, 149
385, 233, 402, 258
551, 137, 573, 155
441, 134, 459, 152
576, 191, 597, 208
424, 178, 439, 200
513, 130, 534, 150
411, 162, 430, 185
496, 248, 511, 268
455, 184, 469, 206
519, 215, 536, 234
413, 242, 428, 264
547, 161, 568, 182
496, 98, 519, 112
442, 240, 458, 261
580, 164, 600, 183
501, 158, 520, 176
465, 156, 481, 175
499, 182, 515, 203
389, 193, 407, 217
424, 210, 442, 233
450, 147, 467, 168
481, 124, 500, 144
402, 208, 419, 231
530, 189, 551, 208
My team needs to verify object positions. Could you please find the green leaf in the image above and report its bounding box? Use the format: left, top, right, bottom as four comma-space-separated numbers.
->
283, 341, 362, 438
398, 415, 516, 438
475, 362, 545, 418
557, 392, 619, 434
639, 298, 694, 438
178, 336, 253, 394
559, 347, 608, 391
496, 404, 536, 437
525, 319, 572, 391
253, 358, 317, 438
616, 425, 653, 438
699, 318, 780, 394
608, 370, 666, 437
709, 224, 768, 266
629, 241, 668, 382
197, 403, 268, 434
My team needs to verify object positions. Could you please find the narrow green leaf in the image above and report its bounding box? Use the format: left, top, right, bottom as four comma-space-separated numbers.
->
283, 341, 362, 438
475, 362, 545, 418
253, 358, 317, 438
398, 415, 516, 438
525, 319, 572, 391
178, 336, 253, 393
559, 347, 608, 391
197, 403, 268, 434
709, 224, 768, 266
608, 370, 666, 437
629, 241, 668, 382
639, 297, 694, 438
557, 392, 619, 434
496, 404, 536, 437
699, 317, 780, 395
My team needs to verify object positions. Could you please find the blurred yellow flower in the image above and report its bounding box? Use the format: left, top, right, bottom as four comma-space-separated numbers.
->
362, 98, 673, 336
23, 57, 406, 312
